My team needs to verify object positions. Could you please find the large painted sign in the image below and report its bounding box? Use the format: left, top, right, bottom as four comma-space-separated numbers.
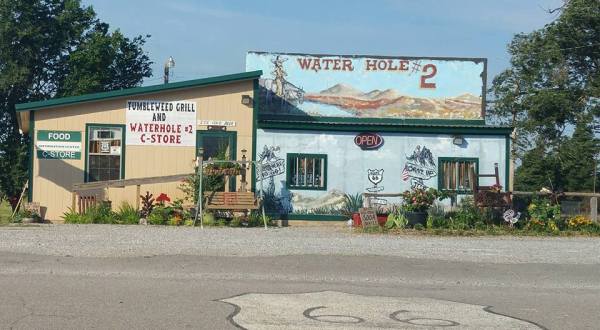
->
36, 130, 82, 159
126, 100, 196, 146
246, 52, 486, 120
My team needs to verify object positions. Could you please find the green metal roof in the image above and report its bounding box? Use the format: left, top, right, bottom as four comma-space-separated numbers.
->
258, 116, 512, 135
16, 70, 263, 112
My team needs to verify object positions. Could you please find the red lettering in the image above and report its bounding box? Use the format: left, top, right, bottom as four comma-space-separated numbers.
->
140, 133, 146, 143
399, 60, 409, 71
420, 64, 437, 89
365, 59, 377, 71
297, 58, 312, 70
377, 60, 387, 70
322, 59, 333, 70
176, 135, 181, 144
129, 123, 138, 132
342, 59, 354, 71
387, 59, 398, 71
311, 59, 321, 71
333, 59, 341, 70
169, 135, 175, 143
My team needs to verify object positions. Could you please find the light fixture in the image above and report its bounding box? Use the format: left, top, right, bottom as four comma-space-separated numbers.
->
163, 56, 175, 84
241, 95, 252, 106
452, 135, 464, 145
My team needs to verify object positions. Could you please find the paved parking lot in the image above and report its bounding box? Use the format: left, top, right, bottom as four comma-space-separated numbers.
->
0, 225, 599, 329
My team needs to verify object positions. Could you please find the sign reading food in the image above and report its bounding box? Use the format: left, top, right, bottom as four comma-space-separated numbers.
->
126, 100, 196, 146
36, 130, 82, 159
354, 132, 384, 150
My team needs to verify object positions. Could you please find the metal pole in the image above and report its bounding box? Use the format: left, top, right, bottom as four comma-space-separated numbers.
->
258, 161, 267, 229
193, 148, 204, 228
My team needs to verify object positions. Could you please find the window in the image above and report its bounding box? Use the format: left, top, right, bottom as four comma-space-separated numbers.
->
438, 158, 478, 193
86, 125, 124, 182
286, 153, 327, 190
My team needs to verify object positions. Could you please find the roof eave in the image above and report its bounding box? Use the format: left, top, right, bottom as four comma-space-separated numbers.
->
15, 70, 263, 112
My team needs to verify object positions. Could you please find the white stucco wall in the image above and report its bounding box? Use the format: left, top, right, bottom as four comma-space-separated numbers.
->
256, 129, 507, 215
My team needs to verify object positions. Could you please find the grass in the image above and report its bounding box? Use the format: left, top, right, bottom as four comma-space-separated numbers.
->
0, 201, 12, 225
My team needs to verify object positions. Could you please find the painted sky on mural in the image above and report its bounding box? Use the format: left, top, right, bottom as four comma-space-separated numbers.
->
82, 0, 563, 86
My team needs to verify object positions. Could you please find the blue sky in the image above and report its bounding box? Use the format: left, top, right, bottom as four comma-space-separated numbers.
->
82, 0, 563, 86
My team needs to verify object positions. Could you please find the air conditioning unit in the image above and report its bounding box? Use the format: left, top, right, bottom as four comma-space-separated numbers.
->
93, 130, 115, 141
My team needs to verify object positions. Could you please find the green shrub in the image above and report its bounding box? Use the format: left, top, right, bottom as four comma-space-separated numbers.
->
385, 211, 408, 230
202, 212, 216, 226
230, 216, 243, 227
414, 223, 425, 231
525, 197, 561, 232
340, 193, 363, 217
183, 219, 195, 226
447, 197, 483, 230
148, 208, 167, 225
62, 207, 82, 224
427, 203, 446, 228
168, 216, 183, 226
115, 202, 139, 225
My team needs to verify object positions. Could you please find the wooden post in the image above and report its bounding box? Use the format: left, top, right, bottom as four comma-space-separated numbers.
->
591, 197, 598, 223
72, 192, 76, 211
135, 185, 141, 210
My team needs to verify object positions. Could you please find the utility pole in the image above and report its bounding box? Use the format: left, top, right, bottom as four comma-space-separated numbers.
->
163, 56, 175, 84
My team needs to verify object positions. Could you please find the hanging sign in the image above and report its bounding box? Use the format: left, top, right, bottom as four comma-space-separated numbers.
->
126, 100, 196, 146
354, 132, 384, 150
35, 130, 82, 159
198, 120, 236, 127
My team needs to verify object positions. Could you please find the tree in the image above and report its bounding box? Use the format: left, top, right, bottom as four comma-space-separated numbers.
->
490, 0, 599, 191
0, 0, 152, 206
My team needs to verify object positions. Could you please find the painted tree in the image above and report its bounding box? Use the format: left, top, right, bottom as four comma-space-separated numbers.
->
0, 0, 152, 207
490, 0, 599, 191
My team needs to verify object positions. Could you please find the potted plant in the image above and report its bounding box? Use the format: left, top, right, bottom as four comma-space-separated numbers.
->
401, 188, 446, 227
340, 193, 363, 226
18, 208, 41, 223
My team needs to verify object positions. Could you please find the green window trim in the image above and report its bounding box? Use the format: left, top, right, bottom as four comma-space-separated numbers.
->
437, 157, 479, 194
196, 130, 237, 192
286, 153, 328, 191
84, 123, 126, 183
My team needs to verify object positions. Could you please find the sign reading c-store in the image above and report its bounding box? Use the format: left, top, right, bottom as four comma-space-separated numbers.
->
35, 130, 82, 159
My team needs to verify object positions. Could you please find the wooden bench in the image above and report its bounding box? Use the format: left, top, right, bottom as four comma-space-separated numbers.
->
203, 192, 259, 210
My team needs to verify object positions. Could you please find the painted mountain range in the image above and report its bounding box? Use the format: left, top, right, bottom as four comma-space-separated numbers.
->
303, 84, 482, 119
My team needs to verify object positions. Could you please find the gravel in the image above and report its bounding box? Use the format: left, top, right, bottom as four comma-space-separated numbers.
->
0, 224, 599, 264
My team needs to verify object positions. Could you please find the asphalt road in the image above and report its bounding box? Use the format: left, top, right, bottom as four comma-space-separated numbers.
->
0, 225, 599, 329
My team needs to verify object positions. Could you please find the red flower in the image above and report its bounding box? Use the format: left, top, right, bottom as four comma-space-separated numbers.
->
156, 193, 171, 203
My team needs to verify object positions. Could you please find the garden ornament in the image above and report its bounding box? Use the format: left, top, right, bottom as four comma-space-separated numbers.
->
503, 209, 521, 227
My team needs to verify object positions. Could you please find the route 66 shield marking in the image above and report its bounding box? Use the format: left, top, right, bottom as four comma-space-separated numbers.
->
220, 291, 543, 329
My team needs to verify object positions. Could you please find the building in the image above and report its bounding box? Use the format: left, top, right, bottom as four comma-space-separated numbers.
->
247, 52, 511, 220
17, 71, 262, 221
16, 51, 511, 222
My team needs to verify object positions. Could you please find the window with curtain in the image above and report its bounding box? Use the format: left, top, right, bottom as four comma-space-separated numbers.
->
286, 153, 327, 190
439, 158, 478, 193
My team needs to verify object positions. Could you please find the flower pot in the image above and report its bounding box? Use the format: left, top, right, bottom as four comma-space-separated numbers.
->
377, 215, 388, 226
352, 213, 361, 226
404, 211, 428, 227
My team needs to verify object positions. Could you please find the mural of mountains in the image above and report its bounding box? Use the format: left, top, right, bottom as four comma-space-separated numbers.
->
304, 83, 482, 119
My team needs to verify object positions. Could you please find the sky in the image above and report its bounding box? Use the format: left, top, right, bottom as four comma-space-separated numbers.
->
82, 0, 564, 87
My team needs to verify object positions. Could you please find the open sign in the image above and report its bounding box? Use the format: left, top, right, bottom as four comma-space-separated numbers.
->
354, 132, 384, 150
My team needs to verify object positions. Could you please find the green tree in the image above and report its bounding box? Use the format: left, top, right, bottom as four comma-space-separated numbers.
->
490, 0, 599, 191
0, 0, 152, 207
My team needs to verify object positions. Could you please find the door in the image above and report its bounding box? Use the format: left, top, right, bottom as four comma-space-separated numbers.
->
197, 130, 237, 192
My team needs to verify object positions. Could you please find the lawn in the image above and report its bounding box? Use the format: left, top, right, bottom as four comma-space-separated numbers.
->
0, 200, 12, 225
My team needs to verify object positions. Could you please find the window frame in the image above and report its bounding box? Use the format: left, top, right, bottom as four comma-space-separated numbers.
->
437, 157, 479, 194
84, 123, 126, 183
286, 153, 327, 191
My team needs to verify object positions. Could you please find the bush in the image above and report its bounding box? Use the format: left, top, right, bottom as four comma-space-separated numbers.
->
385, 211, 408, 230
63, 203, 115, 224
525, 197, 561, 232
446, 197, 483, 230
427, 203, 446, 228
341, 193, 363, 217
115, 202, 140, 225
148, 207, 168, 225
